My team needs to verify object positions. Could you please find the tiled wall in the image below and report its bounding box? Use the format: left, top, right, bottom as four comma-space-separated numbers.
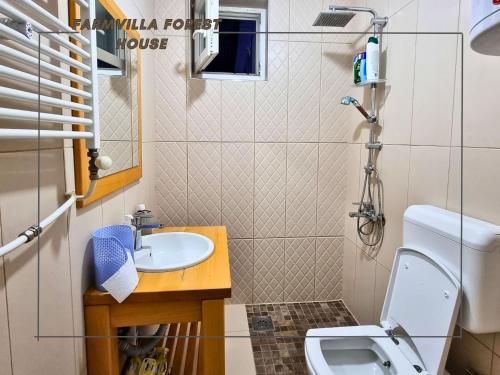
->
340, 1, 500, 374
152, 0, 371, 304
0, 1, 155, 374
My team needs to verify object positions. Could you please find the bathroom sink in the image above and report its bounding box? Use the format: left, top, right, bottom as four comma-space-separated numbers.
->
134, 232, 214, 272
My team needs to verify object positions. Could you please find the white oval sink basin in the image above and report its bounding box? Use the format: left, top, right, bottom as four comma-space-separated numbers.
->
135, 232, 214, 272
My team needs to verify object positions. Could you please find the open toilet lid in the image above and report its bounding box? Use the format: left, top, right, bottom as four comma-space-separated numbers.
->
380, 248, 461, 375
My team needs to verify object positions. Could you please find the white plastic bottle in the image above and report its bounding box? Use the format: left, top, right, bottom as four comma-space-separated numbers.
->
366, 36, 379, 81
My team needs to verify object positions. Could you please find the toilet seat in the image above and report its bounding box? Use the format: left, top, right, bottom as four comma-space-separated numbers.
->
305, 248, 461, 375
305, 326, 425, 375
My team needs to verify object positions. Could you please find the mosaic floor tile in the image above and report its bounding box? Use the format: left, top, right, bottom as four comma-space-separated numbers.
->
246, 301, 357, 375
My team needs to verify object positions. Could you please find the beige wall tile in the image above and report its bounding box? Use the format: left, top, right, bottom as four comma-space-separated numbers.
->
376, 145, 410, 269
353, 247, 376, 324
228, 240, 253, 304
222, 81, 255, 142
495, 334, 500, 356
344, 143, 362, 244
388, 0, 416, 16
315, 237, 343, 301
253, 239, 285, 303
255, 41, 288, 142
416, 0, 460, 32
317, 143, 347, 236
254, 143, 286, 238
342, 239, 356, 310
284, 238, 315, 302
447, 147, 500, 225
155, 37, 187, 141
0, 150, 76, 374
101, 189, 125, 227
0, 258, 12, 375
153, 0, 186, 35
383, 1, 417, 145
286, 143, 318, 237
222, 143, 254, 238
407, 146, 450, 208
411, 34, 457, 146
187, 143, 221, 226
288, 43, 321, 142
187, 80, 221, 141
268, 0, 290, 41
289, 0, 322, 42
320, 44, 353, 143
155, 142, 188, 226
373, 263, 390, 323
446, 331, 493, 375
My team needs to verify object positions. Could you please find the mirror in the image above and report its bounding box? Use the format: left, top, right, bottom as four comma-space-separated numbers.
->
70, 0, 142, 207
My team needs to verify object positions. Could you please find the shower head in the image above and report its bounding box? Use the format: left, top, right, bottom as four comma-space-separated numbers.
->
340, 96, 373, 121
313, 10, 356, 27
313, 5, 387, 29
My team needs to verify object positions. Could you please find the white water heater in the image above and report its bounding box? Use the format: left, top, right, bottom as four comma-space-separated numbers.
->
470, 1, 500, 55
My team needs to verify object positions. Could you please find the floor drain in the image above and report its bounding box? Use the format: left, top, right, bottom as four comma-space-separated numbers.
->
252, 316, 274, 332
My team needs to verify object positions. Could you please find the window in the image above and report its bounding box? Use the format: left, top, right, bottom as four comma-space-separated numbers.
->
96, 0, 128, 76
191, 2, 267, 81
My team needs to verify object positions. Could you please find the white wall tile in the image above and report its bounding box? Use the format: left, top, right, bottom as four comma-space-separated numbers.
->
416, 0, 460, 32
187, 143, 222, 226
320, 44, 353, 142
154, 0, 187, 35
315, 237, 343, 301
254, 143, 287, 238
253, 239, 284, 303
317, 143, 347, 236
222, 81, 255, 142
286, 143, 318, 237
255, 41, 288, 142
155, 142, 188, 226
187, 80, 221, 141
288, 43, 321, 142
344, 144, 362, 244
284, 238, 315, 301
222, 143, 254, 238
228, 240, 253, 304
102, 189, 125, 226
155, 37, 187, 141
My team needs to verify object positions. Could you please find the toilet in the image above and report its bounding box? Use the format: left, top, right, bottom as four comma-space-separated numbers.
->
305, 205, 500, 375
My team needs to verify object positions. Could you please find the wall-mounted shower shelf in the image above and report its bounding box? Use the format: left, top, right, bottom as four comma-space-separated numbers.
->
353, 78, 386, 87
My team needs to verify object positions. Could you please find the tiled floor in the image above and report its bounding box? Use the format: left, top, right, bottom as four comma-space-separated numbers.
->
246, 301, 357, 375
225, 304, 257, 375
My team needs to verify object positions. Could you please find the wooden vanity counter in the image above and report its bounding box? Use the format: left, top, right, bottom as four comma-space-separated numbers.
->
84, 226, 231, 375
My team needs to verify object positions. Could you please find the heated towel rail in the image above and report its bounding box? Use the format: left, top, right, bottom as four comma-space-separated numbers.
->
0, 0, 106, 256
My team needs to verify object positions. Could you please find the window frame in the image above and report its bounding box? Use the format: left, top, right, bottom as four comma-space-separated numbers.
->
192, 6, 268, 81
193, 0, 220, 73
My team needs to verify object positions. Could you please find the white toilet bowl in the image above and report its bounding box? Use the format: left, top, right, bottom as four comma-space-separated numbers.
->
305, 248, 461, 375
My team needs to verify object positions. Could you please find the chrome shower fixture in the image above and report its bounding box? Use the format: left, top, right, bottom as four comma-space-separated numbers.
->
340, 96, 374, 122
313, 4, 388, 30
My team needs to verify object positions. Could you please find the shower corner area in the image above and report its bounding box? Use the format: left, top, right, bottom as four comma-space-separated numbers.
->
151, 0, 465, 373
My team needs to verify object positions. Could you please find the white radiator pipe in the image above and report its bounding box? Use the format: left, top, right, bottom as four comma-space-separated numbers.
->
0, 0, 90, 58
9, 0, 89, 45
0, 129, 93, 139
0, 44, 91, 86
0, 65, 92, 99
0, 23, 91, 72
0, 108, 93, 125
75, 0, 89, 8
0, 87, 92, 112
0, 193, 77, 257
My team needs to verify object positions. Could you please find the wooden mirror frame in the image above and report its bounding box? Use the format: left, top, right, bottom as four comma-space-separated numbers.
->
69, 0, 142, 208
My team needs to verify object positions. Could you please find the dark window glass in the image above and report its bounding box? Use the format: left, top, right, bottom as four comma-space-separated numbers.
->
203, 18, 257, 74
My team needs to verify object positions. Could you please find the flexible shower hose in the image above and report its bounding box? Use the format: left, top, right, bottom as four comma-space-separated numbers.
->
118, 324, 168, 357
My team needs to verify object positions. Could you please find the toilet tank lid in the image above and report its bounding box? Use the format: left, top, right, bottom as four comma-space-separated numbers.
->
404, 205, 500, 252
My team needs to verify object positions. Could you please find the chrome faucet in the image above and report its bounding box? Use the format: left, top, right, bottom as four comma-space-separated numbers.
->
127, 210, 164, 251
